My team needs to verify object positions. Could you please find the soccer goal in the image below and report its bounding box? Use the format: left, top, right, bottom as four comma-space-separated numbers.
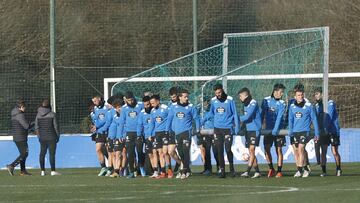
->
105, 27, 328, 106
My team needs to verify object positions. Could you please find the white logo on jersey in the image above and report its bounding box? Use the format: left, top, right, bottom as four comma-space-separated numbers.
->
98, 113, 105, 120
156, 116, 162, 123
216, 107, 225, 114
176, 112, 185, 119
129, 111, 137, 118
295, 112, 303, 119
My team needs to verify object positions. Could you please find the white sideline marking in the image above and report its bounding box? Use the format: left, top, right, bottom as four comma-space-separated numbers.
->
336, 188, 360, 191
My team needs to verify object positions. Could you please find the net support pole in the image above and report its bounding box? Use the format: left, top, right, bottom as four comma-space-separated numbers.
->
222, 36, 228, 92
192, 0, 198, 93
323, 27, 330, 114
50, 0, 56, 112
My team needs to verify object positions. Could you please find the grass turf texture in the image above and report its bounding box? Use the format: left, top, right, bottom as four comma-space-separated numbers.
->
1, 163, 359, 203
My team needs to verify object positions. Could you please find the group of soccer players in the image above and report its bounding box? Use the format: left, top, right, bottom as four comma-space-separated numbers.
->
89, 82, 341, 179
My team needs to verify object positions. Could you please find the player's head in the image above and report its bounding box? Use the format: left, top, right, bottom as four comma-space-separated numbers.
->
150, 94, 160, 108
293, 83, 304, 93
178, 89, 189, 104
213, 83, 224, 99
142, 95, 151, 110
41, 98, 51, 109
238, 87, 251, 102
169, 86, 180, 103
16, 98, 26, 112
107, 96, 116, 108
314, 87, 322, 102
272, 83, 286, 100
294, 88, 305, 103
92, 95, 103, 106
124, 91, 136, 106
112, 98, 124, 113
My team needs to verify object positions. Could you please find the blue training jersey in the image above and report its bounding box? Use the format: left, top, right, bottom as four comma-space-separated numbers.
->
315, 100, 340, 136
151, 104, 169, 133
240, 99, 262, 136
261, 96, 286, 136
201, 110, 214, 129
288, 100, 319, 137
137, 109, 154, 139
204, 96, 239, 134
93, 105, 110, 134
166, 103, 200, 135
119, 102, 144, 134
108, 112, 121, 139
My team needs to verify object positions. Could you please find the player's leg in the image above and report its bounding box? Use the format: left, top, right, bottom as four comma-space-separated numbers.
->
135, 136, 146, 176
211, 135, 219, 173
120, 145, 128, 176
224, 132, 235, 177
39, 141, 48, 175
320, 143, 328, 176
126, 133, 137, 178
214, 129, 225, 178
315, 140, 321, 165
110, 139, 121, 177
156, 133, 166, 178
179, 132, 191, 179
162, 140, 171, 176
264, 135, 275, 178
105, 139, 115, 176
95, 134, 107, 176
48, 140, 59, 175
203, 134, 213, 175
275, 136, 285, 177
296, 143, 305, 177
330, 135, 342, 176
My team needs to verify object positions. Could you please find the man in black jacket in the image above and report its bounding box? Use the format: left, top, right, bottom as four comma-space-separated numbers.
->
6, 99, 33, 176
35, 99, 61, 176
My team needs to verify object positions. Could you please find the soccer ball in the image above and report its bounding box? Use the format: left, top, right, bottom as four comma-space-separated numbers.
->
241, 153, 250, 162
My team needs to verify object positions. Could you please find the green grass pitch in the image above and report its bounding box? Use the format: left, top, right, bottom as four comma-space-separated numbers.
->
1, 163, 359, 203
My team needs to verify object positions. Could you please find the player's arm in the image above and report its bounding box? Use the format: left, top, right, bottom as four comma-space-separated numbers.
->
310, 106, 320, 138
260, 99, 267, 125
192, 106, 200, 132
202, 101, 214, 125
240, 101, 257, 123
288, 107, 294, 136
272, 102, 285, 136
118, 109, 126, 137
165, 108, 174, 132
97, 110, 112, 133
230, 100, 239, 135
136, 113, 143, 137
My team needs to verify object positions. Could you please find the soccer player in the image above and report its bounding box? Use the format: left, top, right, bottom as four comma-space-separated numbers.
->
137, 96, 156, 177
261, 84, 286, 178
35, 99, 61, 176
287, 84, 312, 172
91, 95, 110, 176
314, 87, 342, 176
166, 86, 182, 177
119, 91, 145, 178
150, 94, 169, 178
199, 96, 219, 175
108, 98, 124, 178
288, 88, 319, 178
6, 99, 33, 176
166, 89, 200, 179
238, 88, 262, 178
203, 84, 239, 178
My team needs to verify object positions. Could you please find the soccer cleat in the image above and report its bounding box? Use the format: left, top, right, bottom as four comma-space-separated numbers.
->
51, 171, 61, 176
306, 165, 311, 173
157, 172, 166, 179
127, 172, 135, 179
105, 169, 112, 177
150, 171, 159, 179
40, 171, 46, 176
218, 169, 226, 178
302, 170, 310, 178
134, 171, 138, 178
185, 172, 191, 178
203, 170, 211, 176
6, 165, 14, 176
122, 168, 128, 177
230, 170, 236, 178
267, 169, 276, 178
98, 167, 108, 176
180, 173, 187, 180
320, 173, 326, 177
293, 171, 302, 178
20, 170, 32, 176
251, 172, 261, 178
240, 172, 250, 178
175, 172, 182, 179
167, 169, 174, 178
336, 170, 342, 177
110, 172, 119, 178
275, 172, 283, 178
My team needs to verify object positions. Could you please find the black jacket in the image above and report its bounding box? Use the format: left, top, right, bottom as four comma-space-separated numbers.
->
10, 107, 31, 142
35, 107, 60, 142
